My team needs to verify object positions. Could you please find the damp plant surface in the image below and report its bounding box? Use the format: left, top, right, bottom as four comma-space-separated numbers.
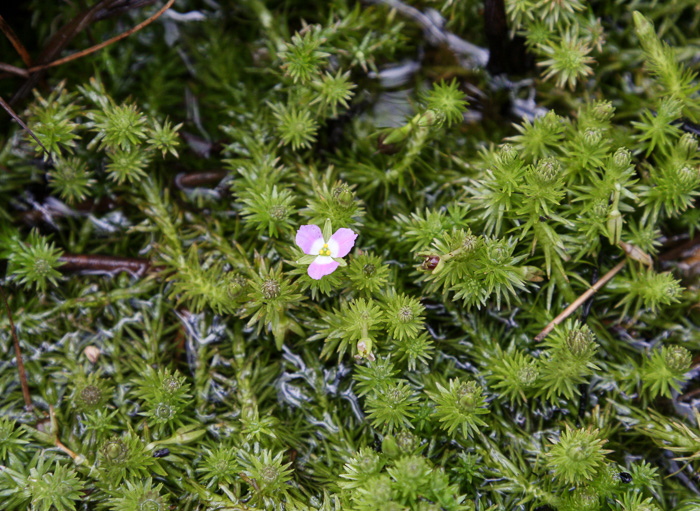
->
1, 0, 700, 510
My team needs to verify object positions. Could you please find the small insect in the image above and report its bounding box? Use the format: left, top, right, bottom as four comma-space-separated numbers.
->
153, 448, 170, 458
620, 472, 633, 484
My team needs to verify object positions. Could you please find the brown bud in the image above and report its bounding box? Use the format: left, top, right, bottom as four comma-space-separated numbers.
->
421, 255, 440, 271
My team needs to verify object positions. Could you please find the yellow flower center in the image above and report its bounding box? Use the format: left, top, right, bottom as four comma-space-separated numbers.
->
319, 243, 331, 256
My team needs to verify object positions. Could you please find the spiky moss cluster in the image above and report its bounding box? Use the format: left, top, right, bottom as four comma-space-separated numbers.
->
0, 418, 28, 460
47, 157, 95, 204
130, 367, 191, 428
487, 346, 540, 404
240, 185, 297, 237
27, 458, 84, 511
539, 321, 600, 401
546, 426, 611, 484
98, 432, 154, 485
641, 345, 692, 398
1, 1, 700, 510
1, 229, 63, 292
345, 251, 390, 296
429, 379, 490, 439
70, 372, 112, 413
197, 445, 240, 487
107, 478, 169, 511
339, 448, 472, 511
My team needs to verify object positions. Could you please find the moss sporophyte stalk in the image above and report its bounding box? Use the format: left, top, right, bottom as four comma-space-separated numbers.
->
2, 1, 700, 510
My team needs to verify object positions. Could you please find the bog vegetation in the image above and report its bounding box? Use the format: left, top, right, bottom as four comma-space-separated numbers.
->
0, 0, 700, 510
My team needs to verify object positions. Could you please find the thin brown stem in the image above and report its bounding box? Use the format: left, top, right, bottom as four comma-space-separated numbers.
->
59, 253, 158, 278
0, 95, 51, 160
0, 14, 33, 67
534, 260, 627, 342
679, 387, 700, 402
0, 284, 32, 411
26, 0, 175, 73
175, 170, 228, 189
9, 0, 123, 104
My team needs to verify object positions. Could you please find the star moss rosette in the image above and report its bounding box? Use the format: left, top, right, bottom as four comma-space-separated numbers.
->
295, 219, 357, 280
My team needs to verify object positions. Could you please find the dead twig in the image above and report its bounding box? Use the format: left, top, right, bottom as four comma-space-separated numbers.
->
534, 260, 627, 342
7, 0, 167, 104
59, 253, 158, 278
0, 1, 172, 81
0, 62, 28, 78
175, 170, 228, 189
25, 0, 175, 74
679, 387, 700, 402
10, 0, 123, 104
0, 95, 52, 160
0, 14, 33, 67
0, 284, 33, 412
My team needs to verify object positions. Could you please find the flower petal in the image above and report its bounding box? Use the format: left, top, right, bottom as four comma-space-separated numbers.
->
296, 224, 324, 254
329, 228, 357, 258
308, 257, 339, 280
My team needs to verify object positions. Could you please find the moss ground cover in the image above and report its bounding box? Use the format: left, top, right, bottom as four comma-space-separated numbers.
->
0, 0, 700, 509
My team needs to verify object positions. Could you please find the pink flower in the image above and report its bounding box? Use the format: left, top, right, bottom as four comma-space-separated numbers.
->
295, 220, 357, 280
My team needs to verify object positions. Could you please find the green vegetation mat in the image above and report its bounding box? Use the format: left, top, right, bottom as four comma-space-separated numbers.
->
1, 0, 700, 509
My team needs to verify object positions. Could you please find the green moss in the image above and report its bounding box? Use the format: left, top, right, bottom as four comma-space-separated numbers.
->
0, 1, 699, 509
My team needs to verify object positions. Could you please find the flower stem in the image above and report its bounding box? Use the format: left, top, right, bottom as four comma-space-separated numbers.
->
0, 284, 32, 412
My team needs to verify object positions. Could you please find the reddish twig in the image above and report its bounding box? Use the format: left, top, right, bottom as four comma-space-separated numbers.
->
175, 170, 228, 189
0, 15, 32, 68
0, 14, 33, 67
0, 3, 169, 87
679, 387, 700, 402
59, 253, 158, 278
0, 284, 33, 412
534, 260, 627, 342
10, 0, 123, 103
26, 0, 174, 74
